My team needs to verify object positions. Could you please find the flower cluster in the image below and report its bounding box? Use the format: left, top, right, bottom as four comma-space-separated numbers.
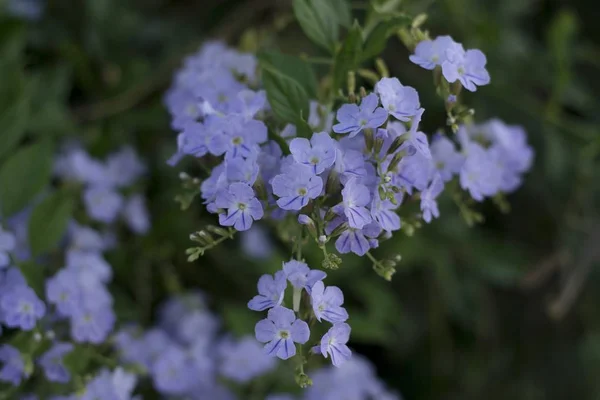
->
410, 35, 491, 92
166, 39, 533, 374
0, 145, 149, 392
248, 260, 352, 367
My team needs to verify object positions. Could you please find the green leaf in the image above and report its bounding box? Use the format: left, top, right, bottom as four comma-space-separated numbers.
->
362, 15, 412, 61
0, 90, 30, 161
259, 51, 318, 98
0, 140, 54, 217
18, 261, 45, 298
261, 66, 310, 127
333, 22, 363, 94
63, 345, 91, 375
330, 0, 352, 28
28, 65, 74, 137
28, 188, 76, 256
292, 0, 340, 53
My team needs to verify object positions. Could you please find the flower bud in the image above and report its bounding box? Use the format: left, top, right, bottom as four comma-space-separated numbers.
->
330, 222, 348, 238
325, 169, 340, 196
364, 128, 374, 152
298, 214, 317, 238
387, 135, 408, 155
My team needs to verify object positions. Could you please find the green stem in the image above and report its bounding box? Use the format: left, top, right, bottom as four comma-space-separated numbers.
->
303, 56, 334, 65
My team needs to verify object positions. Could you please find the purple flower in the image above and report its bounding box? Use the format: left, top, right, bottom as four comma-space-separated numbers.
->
309, 101, 334, 132
1, 285, 45, 330
334, 149, 368, 185
334, 178, 372, 229
442, 48, 490, 92
0, 227, 16, 268
421, 174, 444, 223
83, 186, 124, 224
375, 77, 420, 121
70, 306, 115, 344
394, 151, 434, 195
248, 271, 287, 311
240, 225, 274, 259
289, 132, 337, 175
333, 94, 388, 137
271, 164, 323, 211
174, 121, 212, 158
218, 336, 276, 382
282, 260, 326, 293
165, 88, 202, 130
310, 281, 349, 323
122, 194, 151, 235
225, 154, 259, 185
215, 182, 263, 231
409, 35, 463, 70
46, 269, 82, 317
430, 134, 464, 181
459, 144, 502, 201
392, 109, 431, 159
208, 116, 267, 158
230, 90, 268, 118
254, 306, 310, 360
370, 193, 401, 232
329, 220, 382, 256
0, 345, 27, 386
38, 342, 73, 383
105, 146, 145, 188
152, 345, 195, 395
66, 250, 112, 285
320, 323, 352, 367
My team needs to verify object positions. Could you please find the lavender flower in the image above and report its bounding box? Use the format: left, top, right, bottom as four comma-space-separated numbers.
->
215, 182, 263, 231
218, 336, 276, 382
289, 132, 336, 175
70, 306, 115, 344
409, 35, 463, 70
271, 164, 323, 211
248, 271, 287, 311
282, 260, 326, 293
442, 48, 490, 92
152, 345, 194, 395
334, 178, 372, 229
208, 116, 267, 158
122, 194, 151, 235
420, 174, 444, 223
0, 227, 16, 268
320, 323, 352, 367
255, 306, 310, 360
38, 343, 73, 383
83, 186, 124, 224
0, 285, 46, 330
375, 77, 420, 121
0, 345, 27, 386
310, 281, 349, 323
430, 134, 464, 181
333, 93, 388, 137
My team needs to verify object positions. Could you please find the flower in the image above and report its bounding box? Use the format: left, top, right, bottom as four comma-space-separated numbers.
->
151, 345, 195, 395
420, 174, 444, 223
0, 345, 28, 386
254, 306, 310, 360
83, 186, 124, 224
248, 271, 287, 311
271, 164, 323, 211
310, 281, 349, 324
208, 116, 267, 158
215, 182, 263, 231
375, 77, 420, 121
282, 260, 326, 293
442, 48, 490, 92
334, 178, 372, 229
430, 134, 464, 182
459, 143, 502, 201
409, 35, 463, 70
332, 93, 388, 137
46, 269, 82, 317
289, 132, 337, 175
334, 220, 382, 256
217, 336, 276, 382
38, 342, 73, 383
0, 285, 46, 330
370, 193, 401, 232
320, 323, 352, 367
122, 194, 151, 235
70, 306, 116, 344
0, 227, 16, 268
105, 146, 146, 188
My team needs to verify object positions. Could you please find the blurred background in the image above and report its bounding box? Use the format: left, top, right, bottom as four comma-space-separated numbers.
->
2, 0, 599, 399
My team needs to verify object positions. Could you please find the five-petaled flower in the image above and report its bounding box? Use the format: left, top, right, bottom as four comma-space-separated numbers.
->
215, 182, 264, 231
255, 306, 310, 360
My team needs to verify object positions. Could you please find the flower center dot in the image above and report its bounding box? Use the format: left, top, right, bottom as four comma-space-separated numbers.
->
280, 330, 290, 339
238, 203, 247, 210
297, 188, 307, 196
232, 136, 243, 145
310, 157, 320, 165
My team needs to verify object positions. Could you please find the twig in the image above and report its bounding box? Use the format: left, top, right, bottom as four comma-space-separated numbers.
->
520, 249, 569, 290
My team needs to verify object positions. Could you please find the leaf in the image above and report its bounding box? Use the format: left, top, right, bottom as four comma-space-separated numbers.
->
259, 51, 318, 98
361, 15, 412, 61
261, 66, 310, 127
28, 65, 74, 137
330, 0, 352, 28
0, 90, 30, 161
0, 140, 54, 217
292, 0, 340, 53
333, 22, 364, 93
28, 188, 76, 256
18, 261, 45, 298
63, 345, 92, 375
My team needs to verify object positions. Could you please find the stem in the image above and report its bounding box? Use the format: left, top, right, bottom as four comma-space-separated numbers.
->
268, 129, 291, 155
302, 56, 334, 65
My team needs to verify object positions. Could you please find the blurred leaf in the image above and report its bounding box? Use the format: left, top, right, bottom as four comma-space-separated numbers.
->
28, 188, 75, 256
362, 15, 412, 61
259, 51, 318, 98
0, 88, 30, 161
330, 0, 352, 28
63, 345, 92, 376
221, 303, 259, 336
333, 22, 363, 93
28, 65, 74, 136
0, 140, 54, 217
17, 261, 44, 297
261, 66, 310, 129
292, 0, 340, 53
